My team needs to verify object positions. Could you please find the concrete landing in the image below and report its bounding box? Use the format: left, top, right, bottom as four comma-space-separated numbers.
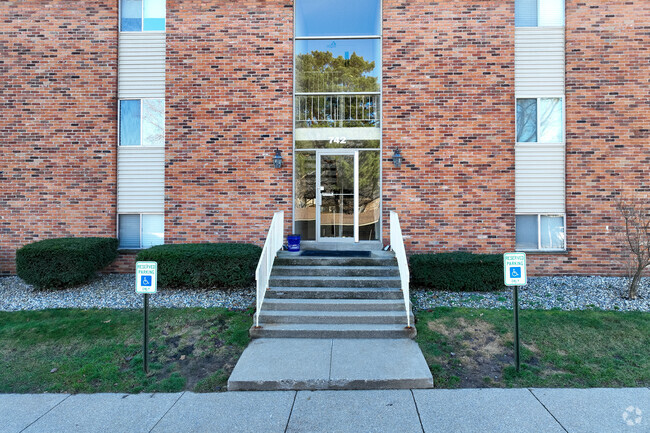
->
227, 338, 433, 391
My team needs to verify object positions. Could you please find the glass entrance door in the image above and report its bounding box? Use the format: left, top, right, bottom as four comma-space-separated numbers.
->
318, 153, 356, 240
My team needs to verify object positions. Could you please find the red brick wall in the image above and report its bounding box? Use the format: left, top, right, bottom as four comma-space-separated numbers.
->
1, 1, 647, 277
104, 252, 137, 273
382, 1, 517, 255
527, 0, 650, 275
164, 0, 294, 247
0, 1, 118, 275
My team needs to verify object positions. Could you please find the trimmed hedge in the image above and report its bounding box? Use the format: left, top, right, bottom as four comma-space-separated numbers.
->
136, 243, 262, 289
410, 252, 503, 292
16, 237, 118, 289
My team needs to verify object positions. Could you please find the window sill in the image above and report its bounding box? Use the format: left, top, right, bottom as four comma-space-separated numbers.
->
516, 249, 568, 255
119, 30, 166, 34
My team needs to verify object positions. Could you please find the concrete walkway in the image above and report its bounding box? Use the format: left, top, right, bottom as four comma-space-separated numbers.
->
3, 388, 648, 433
228, 338, 433, 390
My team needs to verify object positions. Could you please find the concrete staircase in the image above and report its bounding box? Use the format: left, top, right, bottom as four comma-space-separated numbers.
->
230, 249, 432, 391
249, 251, 416, 339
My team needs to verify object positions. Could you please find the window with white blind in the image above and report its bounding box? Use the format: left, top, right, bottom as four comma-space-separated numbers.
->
118, 214, 164, 249
121, 0, 166, 32
119, 99, 165, 147
515, 0, 564, 27
516, 98, 563, 143
516, 214, 565, 251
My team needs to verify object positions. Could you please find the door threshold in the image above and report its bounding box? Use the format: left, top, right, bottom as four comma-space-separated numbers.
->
301, 241, 384, 251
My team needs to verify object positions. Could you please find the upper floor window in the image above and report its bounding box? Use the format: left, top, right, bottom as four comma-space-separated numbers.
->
516, 98, 563, 143
119, 99, 165, 146
121, 0, 165, 32
295, 0, 381, 37
515, 0, 564, 27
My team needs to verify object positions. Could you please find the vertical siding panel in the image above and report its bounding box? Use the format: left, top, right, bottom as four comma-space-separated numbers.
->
515, 27, 565, 96
515, 26, 565, 216
117, 147, 165, 213
118, 32, 166, 98
515, 142, 565, 213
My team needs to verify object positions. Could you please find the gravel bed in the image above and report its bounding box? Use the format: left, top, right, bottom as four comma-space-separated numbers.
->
413, 276, 650, 312
0, 274, 255, 312
1, 274, 649, 313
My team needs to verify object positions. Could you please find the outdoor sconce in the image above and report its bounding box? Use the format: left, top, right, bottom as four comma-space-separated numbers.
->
392, 148, 403, 168
273, 148, 283, 169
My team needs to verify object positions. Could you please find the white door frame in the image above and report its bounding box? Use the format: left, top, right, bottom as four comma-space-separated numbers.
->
316, 149, 360, 243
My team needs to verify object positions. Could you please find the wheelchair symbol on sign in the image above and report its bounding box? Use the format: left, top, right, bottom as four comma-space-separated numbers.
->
510, 267, 521, 278
141, 275, 152, 287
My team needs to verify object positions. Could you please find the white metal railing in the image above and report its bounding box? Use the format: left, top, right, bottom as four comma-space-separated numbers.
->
254, 211, 284, 328
295, 94, 380, 128
390, 211, 412, 328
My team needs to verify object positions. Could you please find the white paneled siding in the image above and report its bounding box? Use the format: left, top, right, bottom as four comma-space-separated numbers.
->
117, 146, 165, 213
118, 32, 166, 98
515, 142, 565, 214
515, 27, 565, 97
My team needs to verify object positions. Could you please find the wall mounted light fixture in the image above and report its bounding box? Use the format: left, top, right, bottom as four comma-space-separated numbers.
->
392, 148, 403, 168
273, 148, 283, 168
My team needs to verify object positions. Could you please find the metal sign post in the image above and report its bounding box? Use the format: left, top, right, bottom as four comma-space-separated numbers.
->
513, 284, 520, 372
136, 261, 157, 374
504, 253, 526, 373
143, 292, 150, 373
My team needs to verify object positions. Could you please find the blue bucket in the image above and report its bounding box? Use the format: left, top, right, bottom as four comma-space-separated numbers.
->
287, 234, 301, 252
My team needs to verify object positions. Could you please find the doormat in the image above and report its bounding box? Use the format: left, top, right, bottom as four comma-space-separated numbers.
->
300, 250, 371, 257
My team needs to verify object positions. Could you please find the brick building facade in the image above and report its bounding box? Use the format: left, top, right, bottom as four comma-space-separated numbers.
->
1, 0, 648, 276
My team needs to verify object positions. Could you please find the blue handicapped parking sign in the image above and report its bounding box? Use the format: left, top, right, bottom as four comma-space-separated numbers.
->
510, 267, 521, 279
136, 262, 157, 294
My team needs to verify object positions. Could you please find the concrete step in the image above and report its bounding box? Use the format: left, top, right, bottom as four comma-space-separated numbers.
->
274, 256, 396, 267
258, 310, 414, 325
273, 257, 398, 267
262, 298, 406, 312
228, 338, 433, 391
249, 323, 417, 339
268, 275, 401, 289
277, 250, 395, 258
266, 286, 404, 300
271, 265, 400, 277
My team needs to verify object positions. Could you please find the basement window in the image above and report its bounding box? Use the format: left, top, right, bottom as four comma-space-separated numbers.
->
118, 214, 164, 249
515, 0, 564, 27
516, 214, 565, 251
121, 0, 165, 32
119, 99, 165, 146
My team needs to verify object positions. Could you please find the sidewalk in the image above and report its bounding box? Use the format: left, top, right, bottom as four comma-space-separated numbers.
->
3, 388, 648, 433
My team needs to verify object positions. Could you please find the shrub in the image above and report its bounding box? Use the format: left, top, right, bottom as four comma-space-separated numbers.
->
136, 243, 262, 289
410, 252, 503, 292
16, 237, 118, 289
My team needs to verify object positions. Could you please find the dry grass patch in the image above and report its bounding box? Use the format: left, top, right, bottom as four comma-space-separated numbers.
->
416, 308, 650, 388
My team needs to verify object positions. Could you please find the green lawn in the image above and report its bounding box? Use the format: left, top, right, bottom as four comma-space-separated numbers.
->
416, 308, 650, 388
2, 306, 648, 393
0, 308, 252, 394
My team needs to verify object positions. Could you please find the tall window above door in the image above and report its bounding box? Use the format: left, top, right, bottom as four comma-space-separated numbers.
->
295, 0, 381, 37
293, 0, 382, 242
294, 0, 382, 140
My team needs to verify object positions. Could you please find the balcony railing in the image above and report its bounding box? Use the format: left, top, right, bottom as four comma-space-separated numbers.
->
295, 93, 380, 128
